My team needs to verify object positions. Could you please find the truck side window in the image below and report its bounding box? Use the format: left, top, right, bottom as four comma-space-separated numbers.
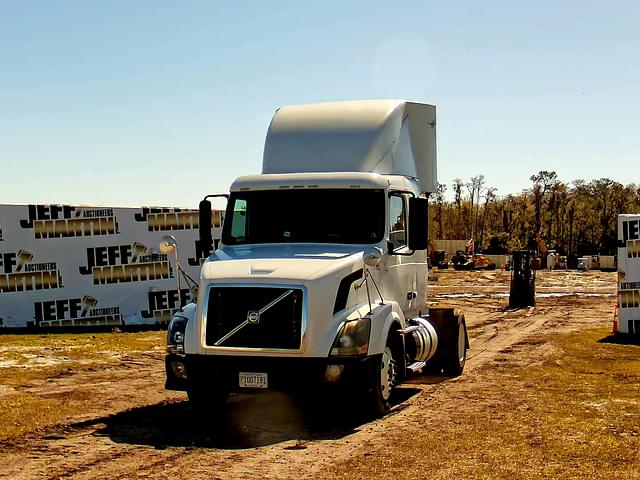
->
389, 194, 407, 250
230, 199, 247, 241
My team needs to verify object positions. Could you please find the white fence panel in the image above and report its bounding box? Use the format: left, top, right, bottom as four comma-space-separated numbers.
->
0, 204, 221, 329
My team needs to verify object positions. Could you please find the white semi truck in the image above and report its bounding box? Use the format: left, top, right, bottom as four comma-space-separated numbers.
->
164, 100, 468, 415
614, 214, 640, 336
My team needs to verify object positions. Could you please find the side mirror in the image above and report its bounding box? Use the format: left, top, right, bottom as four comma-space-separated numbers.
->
363, 247, 383, 267
408, 197, 428, 251
199, 194, 229, 260
159, 235, 178, 254
199, 199, 213, 258
159, 235, 199, 308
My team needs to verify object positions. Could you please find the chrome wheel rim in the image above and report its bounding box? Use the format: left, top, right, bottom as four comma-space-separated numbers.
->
380, 346, 396, 401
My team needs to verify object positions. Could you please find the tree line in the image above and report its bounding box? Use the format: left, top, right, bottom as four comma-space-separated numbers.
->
428, 171, 640, 257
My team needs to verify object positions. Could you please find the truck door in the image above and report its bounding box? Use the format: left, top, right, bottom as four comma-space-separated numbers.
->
386, 192, 416, 312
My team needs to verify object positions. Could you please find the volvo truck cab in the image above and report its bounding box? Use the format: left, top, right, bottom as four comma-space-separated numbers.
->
164, 100, 468, 415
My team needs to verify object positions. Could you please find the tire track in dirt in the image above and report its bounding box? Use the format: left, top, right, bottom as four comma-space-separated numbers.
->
465, 307, 551, 370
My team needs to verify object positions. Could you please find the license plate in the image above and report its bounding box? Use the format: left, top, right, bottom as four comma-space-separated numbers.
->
239, 372, 268, 389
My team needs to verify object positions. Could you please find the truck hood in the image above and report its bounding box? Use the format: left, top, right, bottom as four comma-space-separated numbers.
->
200, 244, 367, 284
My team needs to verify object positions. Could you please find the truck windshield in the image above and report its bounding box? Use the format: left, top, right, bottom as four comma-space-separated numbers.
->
222, 189, 385, 245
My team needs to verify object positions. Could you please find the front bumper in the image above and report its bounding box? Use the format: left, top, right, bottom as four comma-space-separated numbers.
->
165, 353, 379, 393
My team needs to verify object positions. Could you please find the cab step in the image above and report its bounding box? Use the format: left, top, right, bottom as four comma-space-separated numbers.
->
407, 360, 426, 373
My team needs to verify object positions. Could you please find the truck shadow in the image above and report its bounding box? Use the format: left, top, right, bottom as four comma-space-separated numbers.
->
598, 333, 640, 346
94, 387, 422, 449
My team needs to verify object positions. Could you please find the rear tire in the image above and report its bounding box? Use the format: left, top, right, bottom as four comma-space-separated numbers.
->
442, 314, 467, 377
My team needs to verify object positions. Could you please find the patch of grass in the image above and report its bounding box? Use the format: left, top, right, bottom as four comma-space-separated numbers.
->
517, 329, 640, 476
0, 394, 74, 443
323, 327, 640, 479
0, 362, 82, 389
0, 331, 165, 443
0, 331, 165, 352
0, 331, 165, 386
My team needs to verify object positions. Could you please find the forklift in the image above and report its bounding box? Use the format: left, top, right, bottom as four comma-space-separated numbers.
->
509, 250, 536, 309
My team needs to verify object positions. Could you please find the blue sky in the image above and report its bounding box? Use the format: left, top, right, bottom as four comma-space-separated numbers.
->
1, 1, 638, 207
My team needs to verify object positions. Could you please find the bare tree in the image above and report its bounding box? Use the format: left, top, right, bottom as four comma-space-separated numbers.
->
452, 178, 464, 238
465, 175, 485, 240
434, 183, 447, 239
530, 170, 558, 236
479, 187, 497, 249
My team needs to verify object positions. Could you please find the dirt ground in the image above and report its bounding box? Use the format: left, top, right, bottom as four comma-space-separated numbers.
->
0, 270, 637, 479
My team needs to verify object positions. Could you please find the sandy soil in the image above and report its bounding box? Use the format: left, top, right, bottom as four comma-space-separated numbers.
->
0, 270, 619, 479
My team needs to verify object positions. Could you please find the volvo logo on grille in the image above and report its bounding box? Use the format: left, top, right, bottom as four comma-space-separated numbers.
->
247, 310, 260, 324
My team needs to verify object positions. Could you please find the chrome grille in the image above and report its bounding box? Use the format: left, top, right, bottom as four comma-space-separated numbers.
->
205, 286, 304, 349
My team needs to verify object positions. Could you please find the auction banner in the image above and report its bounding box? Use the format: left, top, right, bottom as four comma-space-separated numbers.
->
0, 204, 221, 329
618, 214, 640, 335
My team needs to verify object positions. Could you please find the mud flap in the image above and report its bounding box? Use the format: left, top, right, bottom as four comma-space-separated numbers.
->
424, 307, 468, 375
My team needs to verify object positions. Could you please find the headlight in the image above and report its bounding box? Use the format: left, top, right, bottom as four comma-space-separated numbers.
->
166, 315, 188, 354
329, 317, 370, 356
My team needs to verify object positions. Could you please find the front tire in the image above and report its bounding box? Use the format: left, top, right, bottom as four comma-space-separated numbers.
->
366, 340, 399, 416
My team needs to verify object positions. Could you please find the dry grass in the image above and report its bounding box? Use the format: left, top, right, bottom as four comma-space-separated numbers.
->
0, 331, 165, 443
0, 331, 165, 386
0, 394, 75, 442
0, 330, 165, 352
324, 327, 640, 479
